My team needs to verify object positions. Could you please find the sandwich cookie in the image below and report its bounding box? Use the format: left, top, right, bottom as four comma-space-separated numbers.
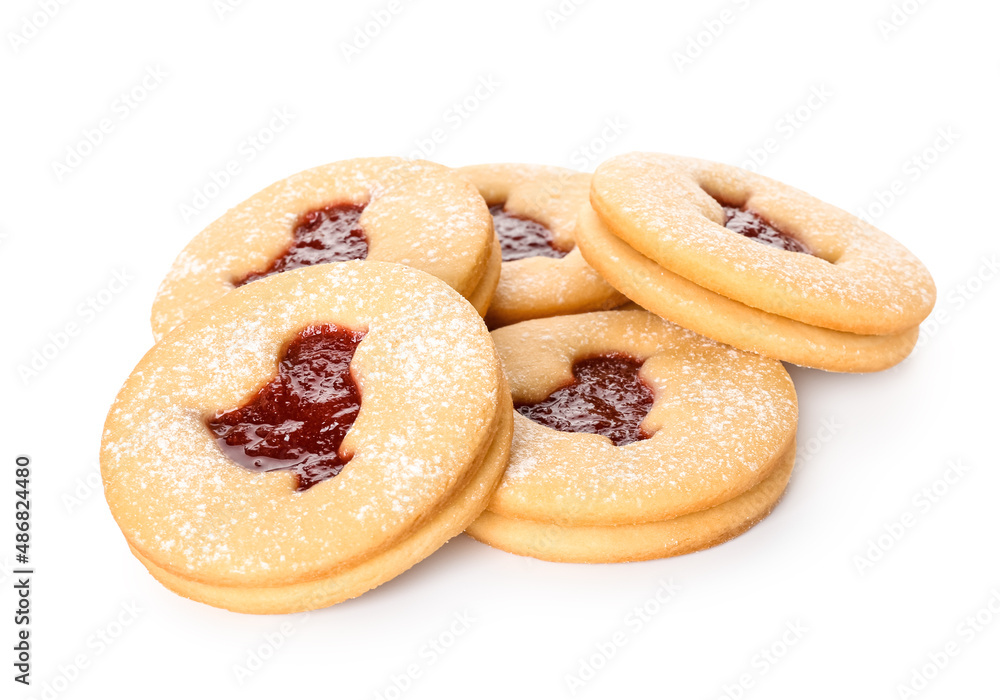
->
104, 262, 512, 613
575, 153, 936, 372
466, 309, 797, 563
153, 157, 501, 340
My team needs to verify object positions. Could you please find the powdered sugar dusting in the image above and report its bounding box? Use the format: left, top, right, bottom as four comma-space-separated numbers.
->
151, 157, 494, 340
459, 163, 625, 324
490, 310, 797, 524
592, 153, 936, 334
105, 261, 501, 585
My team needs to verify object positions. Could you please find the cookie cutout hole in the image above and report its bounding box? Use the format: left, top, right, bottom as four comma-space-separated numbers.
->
721, 204, 814, 255
700, 186, 815, 256
515, 354, 653, 446
490, 203, 570, 262
207, 324, 365, 491
236, 203, 369, 286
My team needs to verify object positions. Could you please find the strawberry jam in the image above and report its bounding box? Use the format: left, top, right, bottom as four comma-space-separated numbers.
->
207, 325, 364, 490
516, 354, 653, 446
490, 204, 569, 262
721, 205, 812, 254
237, 204, 368, 286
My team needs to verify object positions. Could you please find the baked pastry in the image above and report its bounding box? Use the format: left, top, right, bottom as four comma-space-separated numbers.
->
574, 153, 936, 372
152, 157, 502, 340
103, 261, 512, 613
465, 309, 798, 563
459, 163, 625, 328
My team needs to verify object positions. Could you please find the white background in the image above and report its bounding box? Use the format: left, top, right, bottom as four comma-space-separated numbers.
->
2, 1, 998, 698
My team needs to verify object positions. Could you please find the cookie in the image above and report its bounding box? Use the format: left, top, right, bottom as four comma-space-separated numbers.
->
152, 157, 502, 340
459, 163, 625, 328
103, 262, 513, 613
465, 309, 798, 563
575, 153, 936, 372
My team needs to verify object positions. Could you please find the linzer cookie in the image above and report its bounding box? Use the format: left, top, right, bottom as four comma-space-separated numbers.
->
574, 153, 937, 372
465, 309, 798, 563
151, 157, 501, 340
459, 163, 625, 328
103, 262, 512, 613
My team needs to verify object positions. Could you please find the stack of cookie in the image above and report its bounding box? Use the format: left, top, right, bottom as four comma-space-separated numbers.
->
574, 153, 935, 373
101, 154, 935, 613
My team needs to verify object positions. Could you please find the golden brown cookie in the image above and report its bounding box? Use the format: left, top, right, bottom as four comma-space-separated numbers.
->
103, 262, 512, 613
465, 309, 798, 563
575, 153, 936, 372
152, 157, 501, 340
459, 163, 625, 328
470, 445, 794, 563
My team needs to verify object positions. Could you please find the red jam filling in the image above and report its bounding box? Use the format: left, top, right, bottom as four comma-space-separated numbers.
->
490, 204, 569, 262
722, 205, 812, 255
237, 204, 369, 286
207, 325, 364, 490
515, 354, 653, 447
